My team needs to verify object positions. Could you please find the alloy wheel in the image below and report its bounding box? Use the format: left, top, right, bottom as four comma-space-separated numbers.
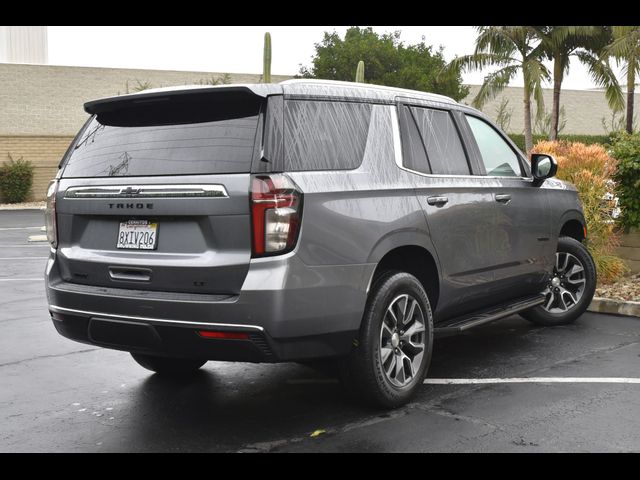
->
379, 294, 426, 388
541, 252, 587, 313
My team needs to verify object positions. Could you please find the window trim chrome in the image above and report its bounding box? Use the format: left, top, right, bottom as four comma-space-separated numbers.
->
64, 184, 229, 199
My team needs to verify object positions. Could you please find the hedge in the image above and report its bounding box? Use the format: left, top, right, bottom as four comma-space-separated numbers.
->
508, 134, 612, 152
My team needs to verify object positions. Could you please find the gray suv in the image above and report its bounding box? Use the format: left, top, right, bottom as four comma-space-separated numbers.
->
45, 79, 596, 407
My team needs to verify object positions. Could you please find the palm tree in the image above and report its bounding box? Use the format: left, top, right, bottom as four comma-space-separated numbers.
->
448, 26, 549, 153
604, 26, 640, 133
534, 26, 624, 140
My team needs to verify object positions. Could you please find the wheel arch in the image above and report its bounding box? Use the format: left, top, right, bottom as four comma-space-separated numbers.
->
558, 210, 587, 242
367, 238, 441, 312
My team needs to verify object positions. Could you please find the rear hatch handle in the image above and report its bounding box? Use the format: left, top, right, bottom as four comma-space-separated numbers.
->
109, 266, 152, 282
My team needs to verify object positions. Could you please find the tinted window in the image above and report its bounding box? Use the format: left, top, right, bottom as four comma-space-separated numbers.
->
285, 100, 371, 171
466, 115, 522, 177
398, 105, 430, 174
62, 97, 260, 177
411, 107, 469, 175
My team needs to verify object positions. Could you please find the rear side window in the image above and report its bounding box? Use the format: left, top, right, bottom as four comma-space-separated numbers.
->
410, 107, 470, 175
284, 100, 372, 171
61, 95, 261, 177
398, 105, 430, 174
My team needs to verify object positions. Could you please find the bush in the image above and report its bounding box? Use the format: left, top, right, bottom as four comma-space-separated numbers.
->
609, 132, 640, 231
0, 154, 34, 203
533, 140, 628, 284
509, 134, 611, 152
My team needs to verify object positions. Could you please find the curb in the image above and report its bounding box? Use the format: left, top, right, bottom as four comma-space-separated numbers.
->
588, 297, 640, 318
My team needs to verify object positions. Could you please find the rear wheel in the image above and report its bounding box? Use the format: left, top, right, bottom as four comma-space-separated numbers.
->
521, 236, 596, 326
131, 353, 207, 376
339, 271, 434, 408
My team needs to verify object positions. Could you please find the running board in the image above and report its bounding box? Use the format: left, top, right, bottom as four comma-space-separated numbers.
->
434, 294, 545, 336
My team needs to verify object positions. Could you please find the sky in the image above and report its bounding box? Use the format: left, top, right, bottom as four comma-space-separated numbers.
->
48, 26, 603, 90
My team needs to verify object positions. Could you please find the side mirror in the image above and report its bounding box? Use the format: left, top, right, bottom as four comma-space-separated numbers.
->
530, 153, 558, 187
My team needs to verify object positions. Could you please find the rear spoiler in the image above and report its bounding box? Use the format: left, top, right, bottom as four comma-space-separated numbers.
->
84, 84, 283, 115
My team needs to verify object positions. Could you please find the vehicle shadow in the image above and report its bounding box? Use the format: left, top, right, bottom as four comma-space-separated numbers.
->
116, 317, 551, 451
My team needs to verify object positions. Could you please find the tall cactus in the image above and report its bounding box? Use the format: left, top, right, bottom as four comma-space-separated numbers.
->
263, 32, 272, 84
355, 60, 365, 83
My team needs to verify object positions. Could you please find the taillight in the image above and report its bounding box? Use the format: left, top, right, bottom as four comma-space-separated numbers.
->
251, 174, 302, 257
44, 180, 58, 249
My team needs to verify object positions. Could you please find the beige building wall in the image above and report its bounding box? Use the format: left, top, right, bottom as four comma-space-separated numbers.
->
463, 85, 640, 135
0, 63, 291, 200
0, 136, 73, 202
0, 63, 290, 136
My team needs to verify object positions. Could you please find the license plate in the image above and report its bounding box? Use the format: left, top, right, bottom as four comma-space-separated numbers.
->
117, 220, 158, 250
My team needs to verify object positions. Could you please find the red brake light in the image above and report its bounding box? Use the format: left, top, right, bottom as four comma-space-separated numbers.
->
198, 330, 250, 340
251, 174, 302, 257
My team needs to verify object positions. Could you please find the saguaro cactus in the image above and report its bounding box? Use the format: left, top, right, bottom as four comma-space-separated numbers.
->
263, 32, 272, 83
355, 60, 365, 83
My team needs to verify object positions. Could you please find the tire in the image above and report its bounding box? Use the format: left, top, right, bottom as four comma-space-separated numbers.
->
130, 353, 207, 376
339, 270, 434, 408
521, 236, 597, 326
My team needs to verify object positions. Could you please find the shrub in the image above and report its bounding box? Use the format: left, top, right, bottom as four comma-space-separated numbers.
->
0, 154, 34, 203
609, 132, 640, 231
509, 134, 611, 152
532, 140, 628, 283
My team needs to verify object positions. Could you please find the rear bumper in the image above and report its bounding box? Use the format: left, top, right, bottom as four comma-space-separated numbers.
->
49, 306, 354, 362
45, 252, 374, 361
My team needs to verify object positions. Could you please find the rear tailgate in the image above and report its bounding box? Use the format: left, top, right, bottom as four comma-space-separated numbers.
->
54, 87, 274, 295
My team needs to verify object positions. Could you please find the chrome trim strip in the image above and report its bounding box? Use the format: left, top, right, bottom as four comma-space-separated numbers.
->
64, 184, 229, 199
49, 305, 264, 332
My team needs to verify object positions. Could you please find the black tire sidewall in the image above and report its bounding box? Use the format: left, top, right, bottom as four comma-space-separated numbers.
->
131, 353, 207, 375
348, 271, 434, 408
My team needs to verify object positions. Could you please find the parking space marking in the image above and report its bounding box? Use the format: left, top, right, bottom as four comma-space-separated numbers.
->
0, 278, 44, 282
1, 245, 50, 247
0, 257, 48, 260
0, 226, 42, 231
425, 377, 640, 385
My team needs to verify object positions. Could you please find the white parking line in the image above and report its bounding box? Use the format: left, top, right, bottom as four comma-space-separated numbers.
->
424, 377, 640, 385
0, 226, 42, 231
1, 245, 50, 247
0, 257, 48, 260
0, 278, 44, 282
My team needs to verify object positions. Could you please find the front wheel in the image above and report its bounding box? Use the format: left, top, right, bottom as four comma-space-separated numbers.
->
521, 236, 596, 326
131, 353, 207, 376
339, 271, 434, 408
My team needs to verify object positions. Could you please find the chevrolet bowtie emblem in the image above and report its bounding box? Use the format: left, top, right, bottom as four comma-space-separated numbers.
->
120, 187, 141, 195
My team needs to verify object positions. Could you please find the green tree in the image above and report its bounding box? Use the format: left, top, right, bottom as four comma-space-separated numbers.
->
448, 26, 549, 152
299, 27, 469, 101
534, 26, 624, 140
604, 26, 640, 133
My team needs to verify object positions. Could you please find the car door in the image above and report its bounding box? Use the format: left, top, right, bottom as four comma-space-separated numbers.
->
396, 103, 503, 319
463, 113, 553, 300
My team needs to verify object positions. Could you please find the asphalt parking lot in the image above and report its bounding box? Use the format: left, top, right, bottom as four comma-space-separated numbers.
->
1, 209, 640, 452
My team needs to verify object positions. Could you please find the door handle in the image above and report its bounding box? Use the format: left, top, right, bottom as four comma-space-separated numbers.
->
427, 196, 449, 206
495, 194, 512, 204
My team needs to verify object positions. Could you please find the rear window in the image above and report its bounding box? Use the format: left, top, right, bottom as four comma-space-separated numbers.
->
284, 100, 372, 171
61, 95, 261, 177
